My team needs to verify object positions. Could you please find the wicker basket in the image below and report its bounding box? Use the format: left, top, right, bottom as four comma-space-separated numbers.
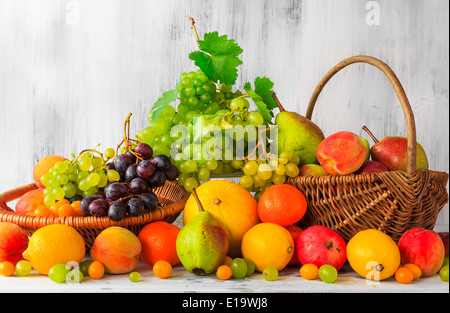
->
0, 180, 189, 250
287, 55, 449, 242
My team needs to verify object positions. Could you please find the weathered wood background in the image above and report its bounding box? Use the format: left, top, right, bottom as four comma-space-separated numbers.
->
0, 0, 448, 229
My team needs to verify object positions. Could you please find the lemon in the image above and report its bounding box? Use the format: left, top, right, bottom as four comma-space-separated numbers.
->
23, 224, 85, 275
346, 229, 400, 281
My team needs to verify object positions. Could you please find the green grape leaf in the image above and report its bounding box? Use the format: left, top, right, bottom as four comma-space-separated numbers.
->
244, 82, 273, 124
254, 77, 278, 110
150, 89, 178, 123
189, 32, 243, 85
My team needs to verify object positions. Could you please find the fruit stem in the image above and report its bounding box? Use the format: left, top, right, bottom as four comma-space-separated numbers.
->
362, 126, 379, 144
271, 92, 285, 112
191, 188, 204, 213
188, 16, 200, 46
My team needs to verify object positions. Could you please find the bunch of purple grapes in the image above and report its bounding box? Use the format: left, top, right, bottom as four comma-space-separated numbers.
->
79, 142, 178, 221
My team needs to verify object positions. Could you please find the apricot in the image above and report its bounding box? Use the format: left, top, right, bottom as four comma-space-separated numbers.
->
316, 131, 367, 175
0, 222, 29, 265
90, 227, 142, 274
15, 189, 46, 215
33, 155, 67, 189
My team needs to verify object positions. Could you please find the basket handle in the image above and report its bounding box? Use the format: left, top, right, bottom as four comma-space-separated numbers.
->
305, 55, 417, 174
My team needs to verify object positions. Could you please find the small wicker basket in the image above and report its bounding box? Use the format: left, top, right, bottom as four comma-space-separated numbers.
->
287, 55, 449, 242
0, 180, 189, 250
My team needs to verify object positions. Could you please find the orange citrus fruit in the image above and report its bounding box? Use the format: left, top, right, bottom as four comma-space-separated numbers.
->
88, 261, 105, 280
153, 260, 172, 279
49, 199, 70, 217
257, 184, 307, 227
58, 204, 77, 217
346, 229, 400, 281
216, 265, 232, 280
0, 261, 15, 277
403, 263, 422, 280
138, 221, 180, 266
241, 222, 294, 272
71, 201, 85, 217
395, 266, 414, 284
300, 263, 319, 280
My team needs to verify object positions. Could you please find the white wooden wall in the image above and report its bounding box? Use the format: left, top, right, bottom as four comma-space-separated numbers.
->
0, 0, 448, 229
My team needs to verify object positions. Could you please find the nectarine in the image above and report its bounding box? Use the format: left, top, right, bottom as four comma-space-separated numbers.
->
15, 189, 46, 215
0, 222, 29, 265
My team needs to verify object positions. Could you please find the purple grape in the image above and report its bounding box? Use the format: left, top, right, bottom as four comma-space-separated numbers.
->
88, 199, 110, 217
139, 192, 159, 211
127, 198, 144, 217
93, 191, 106, 199
126, 151, 137, 163
105, 182, 129, 201
80, 195, 102, 215
134, 143, 153, 160
129, 177, 149, 194
114, 153, 133, 174
136, 160, 155, 179
164, 164, 179, 181
151, 154, 171, 170
108, 200, 127, 222
125, 163, 139, 182
106, 162, 115, 170
147, 169, 166, 188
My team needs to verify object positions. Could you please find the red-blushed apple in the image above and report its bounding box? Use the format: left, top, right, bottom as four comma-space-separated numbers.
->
355, 160, 389, 174
398, 228, 445, 276
296, 225, 347, 270
0, 222, 29, 265
438, 232, 449, 257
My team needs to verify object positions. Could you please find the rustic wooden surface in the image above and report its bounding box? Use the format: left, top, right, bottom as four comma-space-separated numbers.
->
0, 0, 448, 229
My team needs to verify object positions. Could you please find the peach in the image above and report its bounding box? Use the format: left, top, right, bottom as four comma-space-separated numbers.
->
398, 228, 445, 277
298, 164, 329, 176
33, 155, 67, 189
0, 222, 29, 265
90, 226, 142, 274
15, 189, 45, 215
316, 131, 367, 175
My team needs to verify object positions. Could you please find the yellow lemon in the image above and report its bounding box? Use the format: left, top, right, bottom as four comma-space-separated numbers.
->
241, 223, 293, 272
23, 224, 85, 275
346, 229, 400, 281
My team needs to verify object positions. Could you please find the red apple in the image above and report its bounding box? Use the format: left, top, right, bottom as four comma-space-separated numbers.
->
398, 228, 445, 276
355, 160, 389, 174
0, 222, 30, 265
438, 232, 449, 257
296, 225, 347, 270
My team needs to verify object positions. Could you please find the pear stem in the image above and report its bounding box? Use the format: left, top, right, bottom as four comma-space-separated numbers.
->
362, 126, 379, 144
191, 188, 204, 213
271, 92, 285, 112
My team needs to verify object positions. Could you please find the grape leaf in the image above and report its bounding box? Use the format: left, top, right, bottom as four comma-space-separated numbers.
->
189, 32, 243, 85
244, 82, 273, 124
254, 77, 277, 110
150, 89, 178, 123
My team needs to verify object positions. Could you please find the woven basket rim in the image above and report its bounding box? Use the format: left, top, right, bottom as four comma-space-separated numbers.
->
0, 180, 189, 230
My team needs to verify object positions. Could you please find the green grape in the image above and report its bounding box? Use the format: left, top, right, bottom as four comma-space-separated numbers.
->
105, 148, 115, 159
62, 183, 77, 199
86, 172, 100, 186
203, 102, 221, 115
274, 164, 286, 176
222, 162, 235, 174
187, 97, 199, 109
54, 161, 67, 173
78, 158, 91, 171
257, 163, 272, 181
97, 172, 108, 188
230, 98, 250, 112
230, 158, 243, 169
160, 132, 174, 147
248, 111, 264, 126
183, 160, 198, 173
285, 163, 300, 177
49, 264, 70, 283
107, 169, 120, 182
318, 265, 338, 283
177, 173, 190, 187
279, 151, 293, 161
198, 167, 210, 181
290, 155, 300, 165
15, 260, 32, 277
56, 173, 69, 185
52, 187, 65, 200
78, 179, 91, 191
44, 194, 56, 207
40, 173, 51, 187
48, 178, 60, 188
181, 77, 193, 87
67, 268, 84, 283
239, 175, 253, 189
184, 177, 199, 192
263, 266, 278, 281
243, 161, 258, 176
252, 174, 267, 188
129, 272, 141, 282
200, 93, 211, 103
183, 87, 196, 97
211, 161, 224, 175
204, 159, 218, 171
79, 260, 94, 277
152, 143, 171, 157
91, 157, 103, 168
82, 186, 98, 198
230, 258, 247, 279
243, 259, 256, 276
272, 173, 286, 185
43, 186, 53, 197
161, 105, 176, 119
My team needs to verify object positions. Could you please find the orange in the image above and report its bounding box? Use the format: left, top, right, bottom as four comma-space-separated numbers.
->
257, 184, 307, 227
88, 261, 105, 280
300, 264, 319, 280
58, 204, 77, 217
0, 261, 15, 277
138, 221, 180, 266
216, 265, 232, 280
34, 205, 51, 217
395, 267, 414, 284
241, 222, 294, 272
286, 225, 303, 266
403, 263, 422, 280
33, 155, 67, 189
71, 201, 85, 217
153, 260, 172, 279
221, 256, 233, 266
49, 199, 70, 217
347, 229, 400, 281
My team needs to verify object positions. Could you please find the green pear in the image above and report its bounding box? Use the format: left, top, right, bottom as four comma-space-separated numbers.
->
275, 111, 325, 166
176, 189, 229, 276
358, 136, 371, 161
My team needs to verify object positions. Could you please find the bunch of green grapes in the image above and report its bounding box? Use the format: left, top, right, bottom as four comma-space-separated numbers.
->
40, 147, 121, 206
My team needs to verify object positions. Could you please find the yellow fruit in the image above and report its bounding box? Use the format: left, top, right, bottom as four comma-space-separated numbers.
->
183, 180, 260, 257
346, 229, 400, 281
241, 223, 293, 272
22, 224, 85, 275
